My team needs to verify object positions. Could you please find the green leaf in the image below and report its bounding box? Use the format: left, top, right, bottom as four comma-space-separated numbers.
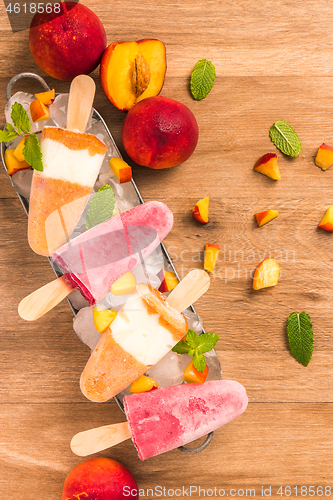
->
190, 59, 216, 101
269, 120, 301, 157
192, 352, 207, 373
85, 185, 116, 230
196, 332, 220, 355
0, 126, 19, 142
185, 329, 201, 349
172, 340, 193, 355
22, 134, 43, 171
287, 312, 313, 366
11, 102, 31, 135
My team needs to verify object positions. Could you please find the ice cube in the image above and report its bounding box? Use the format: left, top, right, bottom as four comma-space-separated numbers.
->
49, 94, 68, 128
5, 91, 50, 133
205, 350, 222, 380
73, 306, 100, 350
147, 351, 184, 387
68, 288, 90, 311
10, 168, 33, 199
87, 119, 115, 151
182, 309, 203, 333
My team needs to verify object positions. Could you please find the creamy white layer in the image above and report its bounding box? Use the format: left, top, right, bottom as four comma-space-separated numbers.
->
111, 292, 175, 365
41, 137, 105, 186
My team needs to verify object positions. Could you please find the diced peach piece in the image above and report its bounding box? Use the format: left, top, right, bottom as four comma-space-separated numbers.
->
204, 243, 220, 274
93, 308, 117, 334
30, 99, 50, 122
4, 148, 30, 175
318, 206, 333, 232
13, 137, 27, 162
159, 270, 179, 292
109, 157, 132, 183
253, 258, 280, 290
183, 360, 209, 383
110, 271, 136, 296
315, 143, 333, 171
255, 209, 279, 227
192, 196, 209, 224
129, 375, 159, 393
254, 153, 281, 180
34, 88, 55, 105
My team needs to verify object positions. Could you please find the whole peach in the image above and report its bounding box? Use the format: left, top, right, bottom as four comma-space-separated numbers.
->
29, 2, 106, 81
122, 96, 199, 169
62, 457, 138, 500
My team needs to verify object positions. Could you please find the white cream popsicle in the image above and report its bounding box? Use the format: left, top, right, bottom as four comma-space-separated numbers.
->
28, 126, 108, 256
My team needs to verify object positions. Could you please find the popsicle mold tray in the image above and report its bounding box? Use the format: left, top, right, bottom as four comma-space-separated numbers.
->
1, 73, 222, 454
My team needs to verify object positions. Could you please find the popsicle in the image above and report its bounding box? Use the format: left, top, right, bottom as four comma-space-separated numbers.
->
28, 75, 108, 257
80, 269, 210, 403
71, 380, 248, 460
18, 201, 173, 321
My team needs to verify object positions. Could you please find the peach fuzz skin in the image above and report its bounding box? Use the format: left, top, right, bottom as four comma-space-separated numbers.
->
122, 96, 199, 169
29, 2, 106, 81
62, 457, 138, 500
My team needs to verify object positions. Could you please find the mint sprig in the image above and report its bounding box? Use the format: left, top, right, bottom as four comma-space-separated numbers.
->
172, 329, 219, 372
287, 312, 313, 366
85, 185, 116, 230
0, 103, 43, 171
190, 59, 216, 101
269, 120, 301, 157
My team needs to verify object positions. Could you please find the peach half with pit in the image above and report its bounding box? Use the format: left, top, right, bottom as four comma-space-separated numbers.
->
100, 39, 166, 111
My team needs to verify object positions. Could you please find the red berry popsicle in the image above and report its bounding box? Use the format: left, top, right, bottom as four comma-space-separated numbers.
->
71, 380, 248, 460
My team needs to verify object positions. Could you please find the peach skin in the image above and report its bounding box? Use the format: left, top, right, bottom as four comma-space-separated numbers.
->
254, 153, 281, 180
255, 209, 279, 227
192, 196, 209, 224
318, 206, 333, 232
315, 143, 333, 171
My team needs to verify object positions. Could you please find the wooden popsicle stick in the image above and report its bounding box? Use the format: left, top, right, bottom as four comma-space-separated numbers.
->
166, 269, 210, 312
71, 422, 131, 457
18, 276, 74, 321
66, 75, 96, 132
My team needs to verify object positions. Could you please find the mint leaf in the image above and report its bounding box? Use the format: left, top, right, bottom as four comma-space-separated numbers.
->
287, 312, 313, 366
190, 59, 216, 101
11, 102, 31, 135
172, 328, 219, 373
269, 120, 301, 157
0, 126, 19, 142
85, 185, 116, 230
23, 134, 43, 171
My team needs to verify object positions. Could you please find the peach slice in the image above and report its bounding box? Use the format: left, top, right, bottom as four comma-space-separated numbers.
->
110, 271, 136, 296
100, 39, 166, 111
34, 89, 55, 105
93, 308, 117, 334
192, 196, 209, 224
109, 157, 132, 184
315, 143, 333, 171
255, 209, 279, 227
4, 148, 30, 175
204, 243, 220, 274
159, 270, 179, 292
318, 206, 333, 232
253, 258, 280, 290
183, 360, 209, 383
129, 375, 159, 393
13, 137, 27, 162
30, 99, 50, 122
254, 153, 281, 180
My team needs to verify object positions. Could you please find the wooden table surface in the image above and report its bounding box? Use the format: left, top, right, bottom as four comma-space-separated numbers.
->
1, 1, 333, 498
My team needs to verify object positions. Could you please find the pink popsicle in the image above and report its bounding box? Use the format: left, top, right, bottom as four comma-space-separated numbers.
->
123, 380, 248, 460
52, 201, 173, 304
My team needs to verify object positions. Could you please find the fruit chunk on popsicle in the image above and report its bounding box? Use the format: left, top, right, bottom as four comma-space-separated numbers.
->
80, 269, 210, 402
28, 75, 108, 256
71, 380, 248, 459
18, 201, 173, 321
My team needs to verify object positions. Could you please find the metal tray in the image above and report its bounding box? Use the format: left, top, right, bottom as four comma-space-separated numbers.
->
1, 72, 221, 454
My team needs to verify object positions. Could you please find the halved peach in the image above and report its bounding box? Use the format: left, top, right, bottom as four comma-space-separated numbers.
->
93, 307, 117, 334
34, 89, 55, 105
204, 243, 220, 274
255, 209, 279, 227
100, 39, 166, 111
318, 206, 333, 232
253, 258, 280, 290
159, 270, 179, 292
183, 360, 209, 383
110, 271, 136, 296
192, 196, 209, 224
129, 375, 159, 393
30, 99, 50, 122
109, 157, 132, 183
315, 143, 333, 171
4, 148, 30, 175
254, 153, 281, 180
